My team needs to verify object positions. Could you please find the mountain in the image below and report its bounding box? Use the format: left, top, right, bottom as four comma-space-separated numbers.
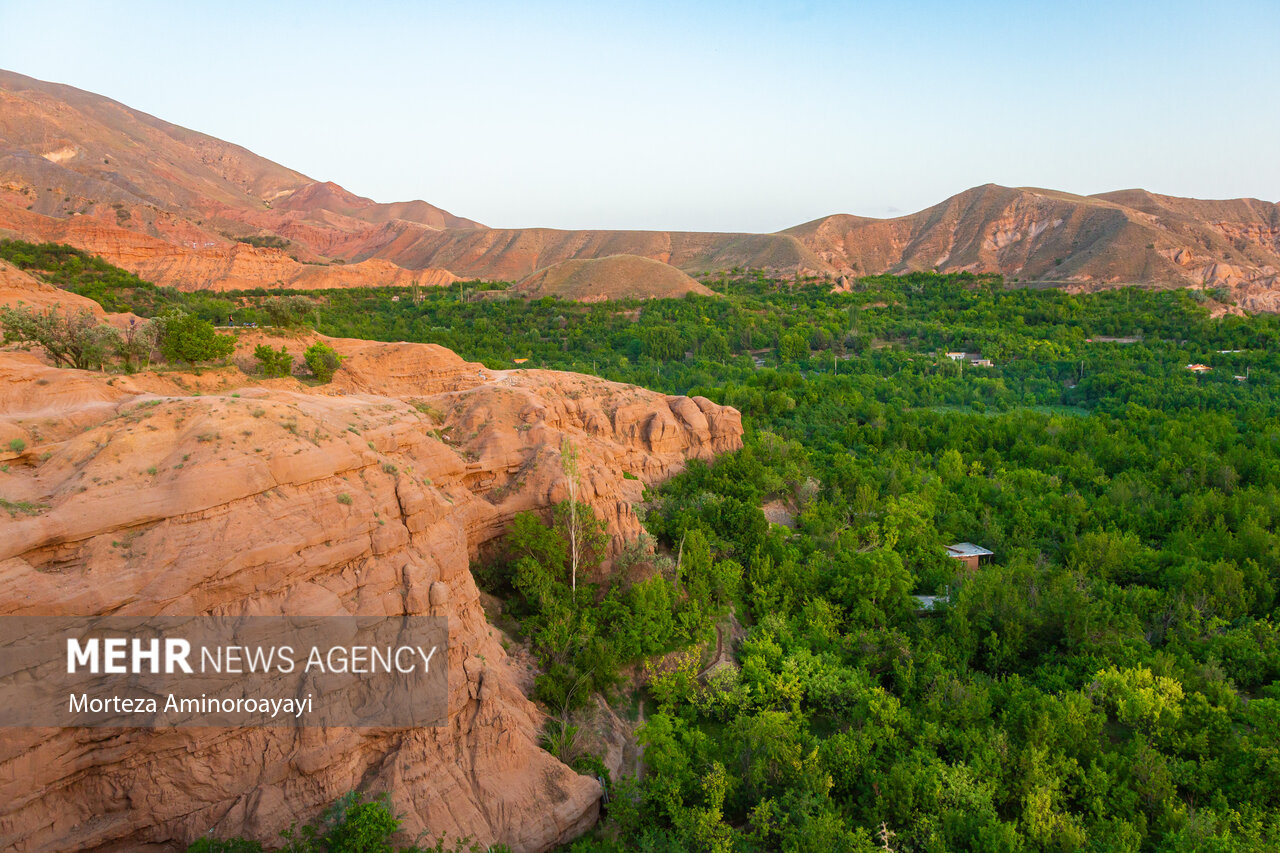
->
369, 226, 824, 281
784, 184, 1280, 302
2, 70, 1278, 306
0, 69, 473, 290
514, 254, 714, 301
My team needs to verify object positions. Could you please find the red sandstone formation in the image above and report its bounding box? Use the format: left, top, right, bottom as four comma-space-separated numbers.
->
0, 306, 741, 851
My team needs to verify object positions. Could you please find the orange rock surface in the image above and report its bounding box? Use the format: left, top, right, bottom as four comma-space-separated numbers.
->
0, 327, 742, 851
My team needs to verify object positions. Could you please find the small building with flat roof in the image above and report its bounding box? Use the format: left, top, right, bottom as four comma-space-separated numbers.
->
945, 542, 994, 571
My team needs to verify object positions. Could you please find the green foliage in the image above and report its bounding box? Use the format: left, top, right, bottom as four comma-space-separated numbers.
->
538, 717, 582, 765
261, 295, 316, 328
157, 309, 235, 365
254, 344, 294, 377
0, 238, 192, 316
114, 317, 159, 371
777, 329, 808, 361
304, 341, 343, 382
461, 270, 1280, 852
277, 791, 400, 853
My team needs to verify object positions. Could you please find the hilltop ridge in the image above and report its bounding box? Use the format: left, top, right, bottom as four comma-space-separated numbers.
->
2, 70, 1279, 306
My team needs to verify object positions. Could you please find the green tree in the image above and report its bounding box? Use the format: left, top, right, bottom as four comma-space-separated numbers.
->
261, 295, 316, 328
777, 331, 808, 362
642, 326, 684, 361
254, 344, 294, 377
157, 309, 235, 365
0, 304, 119, 370
304, 341, 343, 382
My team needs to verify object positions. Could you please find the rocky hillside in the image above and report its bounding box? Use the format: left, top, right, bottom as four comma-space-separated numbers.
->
370, 225, 823, 281
0, 70, 471, 291
0, 272, 742, 851
786, 184, 1280, 307
3, 70, 1278, 306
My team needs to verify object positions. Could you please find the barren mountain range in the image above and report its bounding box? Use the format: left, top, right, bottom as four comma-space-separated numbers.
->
2, 69, 1278, 306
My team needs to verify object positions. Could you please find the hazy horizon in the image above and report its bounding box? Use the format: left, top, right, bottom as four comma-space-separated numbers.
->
2, 0, 1276, 232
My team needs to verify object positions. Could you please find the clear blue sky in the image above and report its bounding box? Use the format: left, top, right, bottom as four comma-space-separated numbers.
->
2, 0, 1276, 231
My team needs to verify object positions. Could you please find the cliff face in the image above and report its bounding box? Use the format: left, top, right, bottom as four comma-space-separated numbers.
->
0, 334, 742, 852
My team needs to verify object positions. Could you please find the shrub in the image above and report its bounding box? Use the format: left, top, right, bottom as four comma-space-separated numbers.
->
156, 310, 235, 365
278, 791, 398, 853
538, 718, 582, 764
7, 438, 25, 454
304, 342, 344, 383
337, 492, 353, 505
233, 234, 291, 251
189, 791, 509, 853
254, 344, 294, 377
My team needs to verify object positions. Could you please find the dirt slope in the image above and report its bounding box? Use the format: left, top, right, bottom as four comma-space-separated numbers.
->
0, 202, 457, 292
515, 254, 714, 301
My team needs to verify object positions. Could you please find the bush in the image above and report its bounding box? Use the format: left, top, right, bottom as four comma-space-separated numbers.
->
254, 344, 294, 377
157, 310, 235, 365
304, 342, 343, 383
188, 790, 515, 853
8, 438, 26, 454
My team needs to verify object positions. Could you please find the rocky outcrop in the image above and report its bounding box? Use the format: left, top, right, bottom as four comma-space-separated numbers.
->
0, 336, 742, 853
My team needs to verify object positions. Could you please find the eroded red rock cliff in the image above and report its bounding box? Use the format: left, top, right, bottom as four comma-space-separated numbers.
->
0, 333, 742, 852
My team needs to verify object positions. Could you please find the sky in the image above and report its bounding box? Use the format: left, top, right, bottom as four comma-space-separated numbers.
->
1, 0, 1277, 232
